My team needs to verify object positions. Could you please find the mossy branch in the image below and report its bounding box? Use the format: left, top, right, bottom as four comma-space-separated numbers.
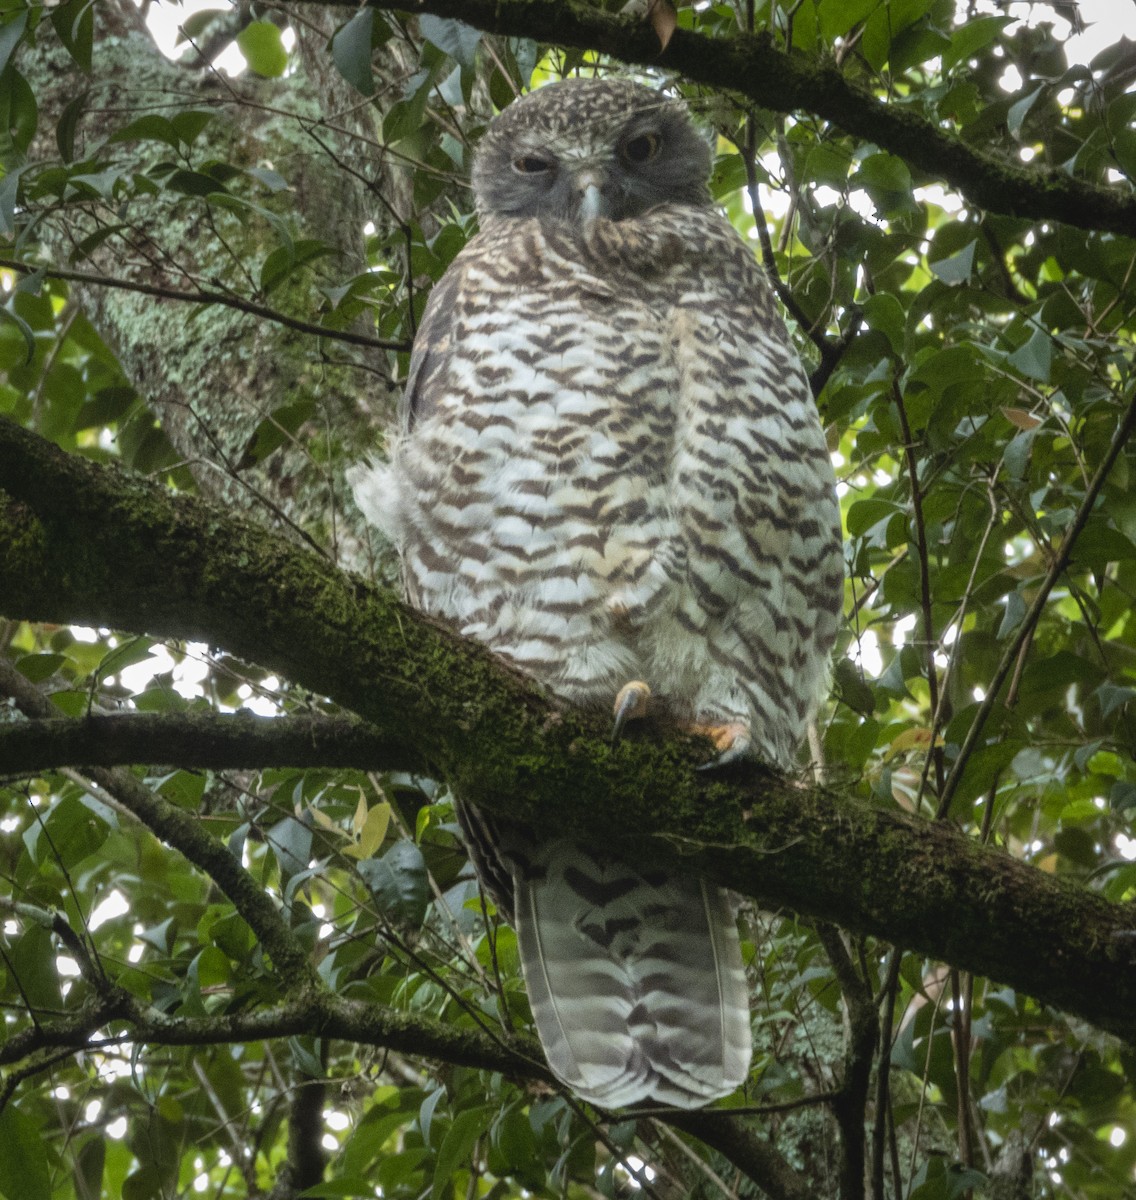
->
293, 0, 1136, 238
4, 415, 1136, 1046
0, 711, 424, 776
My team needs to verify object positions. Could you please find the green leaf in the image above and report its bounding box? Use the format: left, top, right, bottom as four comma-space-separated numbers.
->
862, 292, 905, 353
853, 152, 916, 215
343, 801, 392, 860
1007, 85, 1045, 140
239, 398, 316, 466
237, 20, 289, 78
171, 110, 215, 145
247, 165, 290, 192
267, 815, 313, 882
55, 90, 87, 162
179, 8, 228, 43
190, 944, 231, 991
50, 0, 94, 73
0, 65, 38, 161
331, 9, 376, 96
5, 924, 62, 1011
0, 1104, 52, 1200
15, 652, 67, 683
1097, 683, 1136, 719
418, 1086, 446, 1146
70, 222, 130, 263
358, 840, 429, 925
1006, 328, 1051, 382
861, 0, 935, 71
23, 793, 111, 871
0, 163, 24, 233
419, 15, 482, 69
154, 768, 206, 809
0, 9, 26, 78
817, 0, 877, 40
299, 1179, 385, 1198
997, 590, 1026, 638
96, 635, 157, 680
943, 15, 1011, 70
108, 114, 182, 148
834, 658, 876, 715
383, 71, 433, 143
259, 237, 337, 294
73, 1136, 106, 1200
0, 301, 36, 365
164, 168, 228, 196
1073, 520, 1136, 568
1111, 781, 1136, 811
929, 240, 976, 285
847, 497, 904, 537
432, 1107, 493, 1199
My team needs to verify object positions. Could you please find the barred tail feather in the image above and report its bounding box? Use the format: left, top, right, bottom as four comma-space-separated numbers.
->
513, 843, 752, 1109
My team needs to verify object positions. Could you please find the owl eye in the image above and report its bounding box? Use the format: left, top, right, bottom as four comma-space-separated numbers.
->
621, 132, 661, 165
513, 155, 555, 175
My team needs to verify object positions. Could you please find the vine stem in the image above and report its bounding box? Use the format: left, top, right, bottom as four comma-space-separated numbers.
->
893, 379, 945, 802
936, 386, 1136, 817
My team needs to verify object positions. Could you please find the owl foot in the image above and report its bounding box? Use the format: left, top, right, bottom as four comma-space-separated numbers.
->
612, 681, 652, 742
690, 721, 752, 770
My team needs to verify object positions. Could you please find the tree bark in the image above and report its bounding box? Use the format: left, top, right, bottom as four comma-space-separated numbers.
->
21, 7, 398, 566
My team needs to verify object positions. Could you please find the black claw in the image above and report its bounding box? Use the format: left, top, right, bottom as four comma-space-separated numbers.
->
611, 684, 650, 744
612, 693, 638, 744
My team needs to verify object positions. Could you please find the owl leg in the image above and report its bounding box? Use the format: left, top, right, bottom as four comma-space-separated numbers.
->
612, 680, 652, 742
690, 720, 752, 769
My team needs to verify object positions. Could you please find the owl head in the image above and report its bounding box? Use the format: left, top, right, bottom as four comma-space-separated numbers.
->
471, 77, 712, 223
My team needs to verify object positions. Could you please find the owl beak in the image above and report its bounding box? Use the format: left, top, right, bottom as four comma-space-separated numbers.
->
574, 169, 609, 221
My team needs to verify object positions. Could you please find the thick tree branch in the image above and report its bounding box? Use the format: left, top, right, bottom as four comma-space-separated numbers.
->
0, 985, 545, 1079
294, 0, 1136, 238
670, 1112, 812, 1200
0, 711, 423, 776
4, 416, 1136, 1047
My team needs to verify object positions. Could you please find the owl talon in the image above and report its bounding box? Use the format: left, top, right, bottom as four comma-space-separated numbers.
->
612, 680, 652, 742
690, 722, 752, 770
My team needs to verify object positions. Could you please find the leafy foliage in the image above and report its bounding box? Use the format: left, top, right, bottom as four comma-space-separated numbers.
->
2, 1, 1136, 1198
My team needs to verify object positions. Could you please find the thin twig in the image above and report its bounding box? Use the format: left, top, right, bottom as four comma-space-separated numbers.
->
937, 384, 1136, 816
0, 257, 408, 352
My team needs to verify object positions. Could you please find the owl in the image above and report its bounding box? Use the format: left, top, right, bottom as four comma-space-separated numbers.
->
352, 77, 843, 1109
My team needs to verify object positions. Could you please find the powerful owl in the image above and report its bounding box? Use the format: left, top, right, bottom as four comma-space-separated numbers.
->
352, 77, 843, 1108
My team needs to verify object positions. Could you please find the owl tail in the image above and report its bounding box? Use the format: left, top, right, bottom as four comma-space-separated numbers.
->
512, 843, 753, 1109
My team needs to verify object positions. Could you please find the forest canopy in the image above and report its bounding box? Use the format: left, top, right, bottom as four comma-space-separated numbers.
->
2, 2, 1136, 1198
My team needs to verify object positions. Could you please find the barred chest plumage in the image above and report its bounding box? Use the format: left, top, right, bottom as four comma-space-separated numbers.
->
369, 204, 841, 769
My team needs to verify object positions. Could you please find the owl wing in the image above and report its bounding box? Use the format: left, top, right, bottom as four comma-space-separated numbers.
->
401, 251, 470, 432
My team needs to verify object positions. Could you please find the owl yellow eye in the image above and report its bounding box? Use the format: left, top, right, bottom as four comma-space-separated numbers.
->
621, 132, 661, 164
513, 155, 555, 175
